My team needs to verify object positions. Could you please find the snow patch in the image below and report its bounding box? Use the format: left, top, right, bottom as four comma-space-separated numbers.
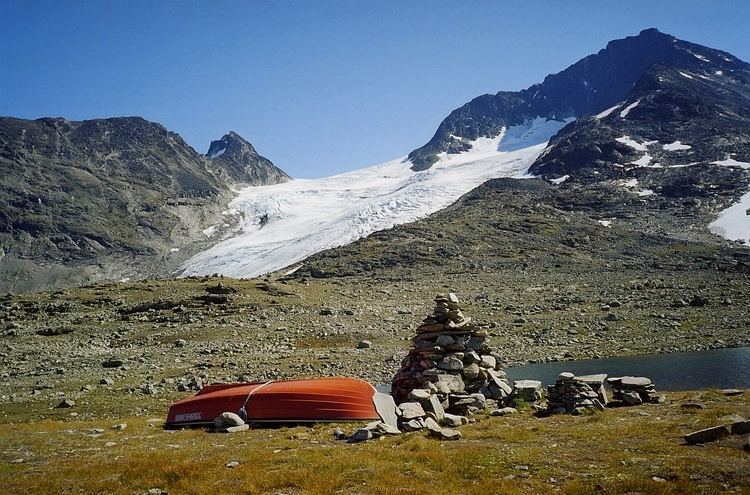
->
679, 71, 694, 80
616, 136, 649, 151
637, 189, 654, 197
663, 141, 692, 151
180, 118, 572, 279
550, 175, 569, 185
498, 117, 574, 152
208, 146, 227, 159
170, 248, 180, 253
709, 191, 750, 246
712, 157, 750, 170
597, 220, 612, 228
630, 154, 653, 167
596, 104, 620, 119
202, 226, 218, 237
715, 70, 724, 76
619, 100, 640, 118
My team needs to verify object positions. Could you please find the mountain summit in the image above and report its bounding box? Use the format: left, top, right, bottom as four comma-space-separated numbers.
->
408, 28, 748, 171
206, 131, 290, 186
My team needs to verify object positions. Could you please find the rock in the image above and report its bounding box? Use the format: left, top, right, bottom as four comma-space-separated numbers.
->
462, 363, 480, 380
356, 340, 371, 349
408, 389, 431, 401
100, 377, 114, 385
142, 384, 157, 395
373, 422, 400, 435
111, 423, 127, 430
333, 427, 346, 440
437, 356, 464, 371
214, 412, 245, 429
141, 489, 168, 495
731, 421, 750, 435
689, 295, 709, 307
680, 402, 705, 410
174, 339, 186, 348
442, 413, 467, 427
480, 355, 497, 369
424, 417, 442, 435
620, 376, 652, 388
513, 380, 543, 401
220, 425, 249, 433
429, 426, 462, 441
348, 428, 373, 443
398, 402, 426, 420
490, 407, 518, 416
558, 372, 575, 381
685, 425, 731, 444
621, 391, 643, 406
421, 395, 446, 423
436, 374, 465, 393
720, 389, 743, 396
102, 358, 124, 368
373, 392, 399, 429
319, 308, 335, 316
402, 418, 425, 431
55, 399, 75, 408
225, 461, 240, 469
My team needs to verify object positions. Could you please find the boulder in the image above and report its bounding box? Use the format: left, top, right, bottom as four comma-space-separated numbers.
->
621, 391, 643, 406
398, 401, 426, 420
513, 380, 543, 401
421, 395, 446, 423
731, 421, 750, 435
348, 428, 373, 443
356, 340, 372, 349
490, 407, 518, 416
402, 418, 425, 431
373, 392, 400, 429
214, 412, 245, 429
684, 425, 731, 444
442, 413, 467, 427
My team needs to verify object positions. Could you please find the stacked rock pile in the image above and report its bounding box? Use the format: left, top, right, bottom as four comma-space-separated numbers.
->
608, 376, 665, 405
546, 372, 606, 415
391, 293, 512, 415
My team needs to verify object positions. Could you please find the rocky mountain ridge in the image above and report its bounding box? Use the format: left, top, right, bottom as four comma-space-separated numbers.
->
408, 28, 749, 171
0, 116, 289, 293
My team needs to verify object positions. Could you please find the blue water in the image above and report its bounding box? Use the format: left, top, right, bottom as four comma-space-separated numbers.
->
504, 347, 750, 390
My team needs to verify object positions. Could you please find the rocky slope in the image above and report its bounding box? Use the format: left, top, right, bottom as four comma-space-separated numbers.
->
0, 116, 288, 293
408, 28, 748, 171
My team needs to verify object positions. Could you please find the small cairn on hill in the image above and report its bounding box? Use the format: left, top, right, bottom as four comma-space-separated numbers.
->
608, 376, 665, 405
391, 293, 512, 421
546, 372, 606, 415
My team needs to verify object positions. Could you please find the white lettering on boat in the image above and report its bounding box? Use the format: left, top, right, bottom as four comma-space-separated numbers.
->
175, 412, 202, 422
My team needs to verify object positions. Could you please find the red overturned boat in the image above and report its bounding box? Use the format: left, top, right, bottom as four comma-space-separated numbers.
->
166, 377, 385, 427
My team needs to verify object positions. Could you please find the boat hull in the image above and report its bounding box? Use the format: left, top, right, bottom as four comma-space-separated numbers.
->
166, 377, 380, 426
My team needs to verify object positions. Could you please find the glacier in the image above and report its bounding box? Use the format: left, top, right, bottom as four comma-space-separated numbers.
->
179, 118, 572, 278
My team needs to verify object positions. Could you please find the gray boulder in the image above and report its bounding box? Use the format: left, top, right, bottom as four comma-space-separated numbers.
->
684, 425, 731, 444
398, 401, 426, 420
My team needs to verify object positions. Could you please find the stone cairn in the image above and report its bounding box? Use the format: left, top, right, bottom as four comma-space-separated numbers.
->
608, 376, 665, 405
391, 293, 512, 423
546, 372, 607, 415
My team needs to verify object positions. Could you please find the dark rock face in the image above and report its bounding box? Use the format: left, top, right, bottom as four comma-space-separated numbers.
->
529, 64, 750, 178
206, 131, 290, 186
409, 28, 749, 171
0, 116, 289, 293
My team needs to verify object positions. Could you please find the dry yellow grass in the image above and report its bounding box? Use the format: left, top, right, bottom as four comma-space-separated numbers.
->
1, 390, 749, 494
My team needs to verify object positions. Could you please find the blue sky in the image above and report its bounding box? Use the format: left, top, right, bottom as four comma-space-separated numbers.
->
2, 1, 749, 178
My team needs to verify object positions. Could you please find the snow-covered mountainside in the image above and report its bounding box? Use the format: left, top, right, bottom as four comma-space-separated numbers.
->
179, 118, 571, 278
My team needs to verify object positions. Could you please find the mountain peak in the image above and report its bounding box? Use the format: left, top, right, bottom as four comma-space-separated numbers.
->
407, 29, 747, 171
205, 131, 290, 186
